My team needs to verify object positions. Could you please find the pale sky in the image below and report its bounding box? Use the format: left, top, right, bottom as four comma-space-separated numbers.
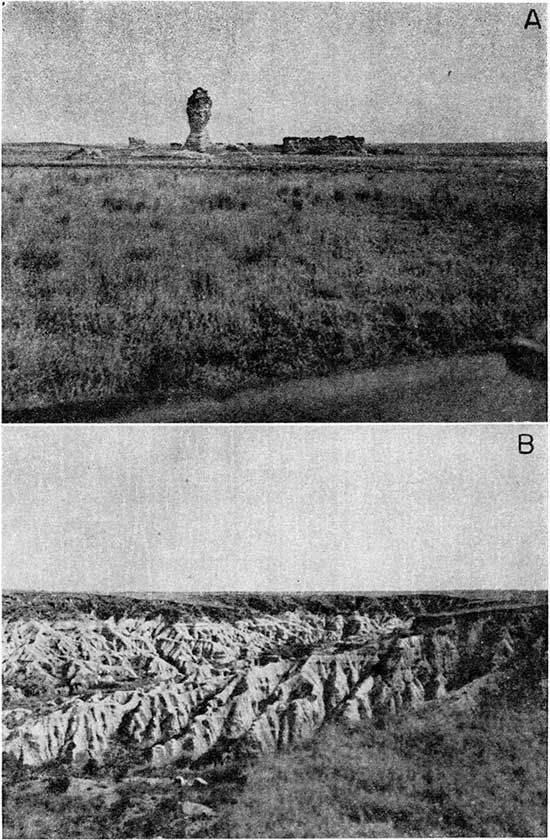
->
2, 425, 547, 593
2, 2, 546, 144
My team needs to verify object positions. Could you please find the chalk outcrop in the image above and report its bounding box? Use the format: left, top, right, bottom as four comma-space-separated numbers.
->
185, 88, 212, 152
3, 599, 544, 770
224, 144, 253, 156
282, 136, 368, 156
65, 147, 104, 161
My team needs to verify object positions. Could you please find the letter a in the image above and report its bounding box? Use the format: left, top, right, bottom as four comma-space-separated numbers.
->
524, 9, 541, 29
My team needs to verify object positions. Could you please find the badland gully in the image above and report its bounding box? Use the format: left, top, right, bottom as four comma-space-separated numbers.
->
3, 590, 547, 837
2, 419, 547, 837
1, 3, 547, 839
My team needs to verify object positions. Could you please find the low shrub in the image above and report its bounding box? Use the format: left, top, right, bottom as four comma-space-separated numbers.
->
14, 243, 61, 274
209, 190, 237, 211
48, 773, 71, 794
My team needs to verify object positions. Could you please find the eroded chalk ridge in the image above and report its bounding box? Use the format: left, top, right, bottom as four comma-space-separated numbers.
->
2, 598, 545, 769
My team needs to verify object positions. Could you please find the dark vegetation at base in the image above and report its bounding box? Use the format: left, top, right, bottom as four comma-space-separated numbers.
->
215, 692, 547, 837
3, 589, 546, 624
3, 658, 546, 838
3, 351, 547, 425
2, 391, 168, 424
2, 154, 546, 420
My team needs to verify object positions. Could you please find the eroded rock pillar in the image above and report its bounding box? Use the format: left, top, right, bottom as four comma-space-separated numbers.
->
185, 87, 212, 152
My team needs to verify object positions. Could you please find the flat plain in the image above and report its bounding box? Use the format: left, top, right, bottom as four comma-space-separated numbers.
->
2, 143, 546, 421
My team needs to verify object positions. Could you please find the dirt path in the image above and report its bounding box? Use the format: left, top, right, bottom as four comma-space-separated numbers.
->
112, 352, 546, 423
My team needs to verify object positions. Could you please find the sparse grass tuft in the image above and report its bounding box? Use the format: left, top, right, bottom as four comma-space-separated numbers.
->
14, 243, 61, 274
209, 190, 238, 211
124, 246, 157, 262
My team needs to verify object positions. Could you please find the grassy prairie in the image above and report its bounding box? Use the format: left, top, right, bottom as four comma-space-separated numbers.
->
214, 699, 547, 838
3, 693, 546, 838
2, 154, 545, 417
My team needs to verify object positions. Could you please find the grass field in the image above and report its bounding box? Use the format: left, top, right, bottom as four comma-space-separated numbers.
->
214, 698, 547, 838
2, 151, 546, 419
3, 688, 546, 838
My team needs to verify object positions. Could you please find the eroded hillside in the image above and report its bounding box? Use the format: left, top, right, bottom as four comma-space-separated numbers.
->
3, 592, 546, 772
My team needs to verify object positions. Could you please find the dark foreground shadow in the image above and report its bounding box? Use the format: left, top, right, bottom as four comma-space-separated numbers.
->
5, 352, 543, 423
116, 353, 546, 423
2, 392, 166, 424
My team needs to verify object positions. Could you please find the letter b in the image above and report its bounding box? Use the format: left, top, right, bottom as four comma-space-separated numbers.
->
518, 434, 534, 454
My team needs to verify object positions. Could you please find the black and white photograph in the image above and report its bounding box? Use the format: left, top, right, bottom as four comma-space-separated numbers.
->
1, 2, 548, 838
1, 1, 546, 422
2, 424, 547, 837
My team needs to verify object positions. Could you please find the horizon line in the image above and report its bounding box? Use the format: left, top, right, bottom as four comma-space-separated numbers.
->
4, 587, 547, 595
2, 138, 548, 147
